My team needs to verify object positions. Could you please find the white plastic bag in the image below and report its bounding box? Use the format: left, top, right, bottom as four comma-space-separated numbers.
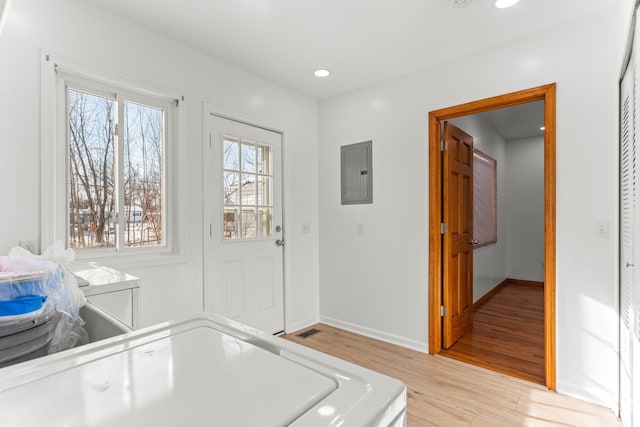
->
2, 245, 89, 353
9, 242, 87, 309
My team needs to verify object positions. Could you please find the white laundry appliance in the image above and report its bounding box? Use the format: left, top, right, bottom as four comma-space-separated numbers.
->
71, 262, 141, 329
0, 313, 406, 426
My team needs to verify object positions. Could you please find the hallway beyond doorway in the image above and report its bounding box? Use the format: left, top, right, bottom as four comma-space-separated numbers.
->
440, 280, 545, 385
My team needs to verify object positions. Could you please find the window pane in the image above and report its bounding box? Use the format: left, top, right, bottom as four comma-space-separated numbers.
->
258, 208, 272, 238
241, 208, 257, 238
123, 101, 164, 247
224, 172, 239, 205
241, 142, 255, 173
257, 176, 271, 206
224, 207, 239, 240
220, 141, 273, 241
241, 174, 256, 205
257, 144, 271, 175
68, 89, 116, 250
224, 138, 239, 171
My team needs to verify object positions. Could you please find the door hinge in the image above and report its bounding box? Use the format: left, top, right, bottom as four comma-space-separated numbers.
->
440, 140, 447, 151
114, 123, 119, 136
440, 223, 447, 234
440, 305, 447, 317
209, 133, 212, 148
209, 223, 212, 237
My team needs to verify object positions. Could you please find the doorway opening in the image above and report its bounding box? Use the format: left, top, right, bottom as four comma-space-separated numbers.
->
428, 84, 556, 390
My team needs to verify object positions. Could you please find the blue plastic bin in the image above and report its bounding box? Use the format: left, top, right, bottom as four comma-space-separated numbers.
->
0, 296, 47, 317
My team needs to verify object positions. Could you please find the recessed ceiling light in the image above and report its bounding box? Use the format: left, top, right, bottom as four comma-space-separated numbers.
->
494, 0, 521, 9
314, 69, 331, 78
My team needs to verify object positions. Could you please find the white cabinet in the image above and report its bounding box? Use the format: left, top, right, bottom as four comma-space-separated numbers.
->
71, 263, 140, 329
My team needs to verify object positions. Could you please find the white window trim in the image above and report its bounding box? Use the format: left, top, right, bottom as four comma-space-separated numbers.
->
41, 52, 187, 267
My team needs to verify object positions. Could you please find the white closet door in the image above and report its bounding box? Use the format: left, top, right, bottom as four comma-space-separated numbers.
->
633, 24, 640, 423
620, 43, 635, 427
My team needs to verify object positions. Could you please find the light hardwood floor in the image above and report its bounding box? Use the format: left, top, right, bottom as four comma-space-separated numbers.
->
283, 324, 621, 427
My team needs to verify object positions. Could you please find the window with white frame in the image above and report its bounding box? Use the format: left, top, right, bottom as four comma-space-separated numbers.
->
222, 136, 273, 240
50, 66, 179, 255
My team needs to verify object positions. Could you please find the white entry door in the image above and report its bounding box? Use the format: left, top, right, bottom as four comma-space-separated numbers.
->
204, 114, 284, 335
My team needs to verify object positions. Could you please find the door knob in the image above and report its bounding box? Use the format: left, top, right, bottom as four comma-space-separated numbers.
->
470, 239, 479, 245
627, 262, 634, 268
275, 239, 285, 247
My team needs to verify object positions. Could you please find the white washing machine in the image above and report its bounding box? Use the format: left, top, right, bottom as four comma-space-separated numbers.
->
0, 313, 406, 426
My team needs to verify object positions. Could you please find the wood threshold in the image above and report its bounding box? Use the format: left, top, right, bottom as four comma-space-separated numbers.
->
428, 83, 557, 390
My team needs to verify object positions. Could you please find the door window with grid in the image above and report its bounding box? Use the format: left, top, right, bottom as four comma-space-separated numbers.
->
222, 137, 273, 240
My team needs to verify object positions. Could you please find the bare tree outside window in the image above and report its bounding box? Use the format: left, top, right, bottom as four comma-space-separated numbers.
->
68, 90, 116, 249
124, 101, 164, 247
68, 88, 165, 250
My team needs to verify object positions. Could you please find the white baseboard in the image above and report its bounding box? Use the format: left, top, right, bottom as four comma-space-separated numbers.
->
319, 315, 428, 354
556, 381, 618, 416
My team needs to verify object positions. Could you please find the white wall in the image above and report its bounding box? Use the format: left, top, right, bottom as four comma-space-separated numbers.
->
0, 0, 10, 36
0, 0, 320, 331
450, 115, 508, 302
618, 0, 637, 69
505, 136, 545, 282
318, 8, 619, 410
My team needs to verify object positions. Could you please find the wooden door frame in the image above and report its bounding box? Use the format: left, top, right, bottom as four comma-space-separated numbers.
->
428, 83, 557, 390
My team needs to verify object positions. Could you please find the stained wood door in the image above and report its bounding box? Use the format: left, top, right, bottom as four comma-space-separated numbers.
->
442, 122, 474, 348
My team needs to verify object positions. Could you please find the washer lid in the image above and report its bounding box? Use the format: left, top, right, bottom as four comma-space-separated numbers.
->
0, 320, 337, 426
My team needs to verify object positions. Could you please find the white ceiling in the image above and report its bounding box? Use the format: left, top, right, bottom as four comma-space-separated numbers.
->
476, 100, 544, 140
84, 0, 613, 100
